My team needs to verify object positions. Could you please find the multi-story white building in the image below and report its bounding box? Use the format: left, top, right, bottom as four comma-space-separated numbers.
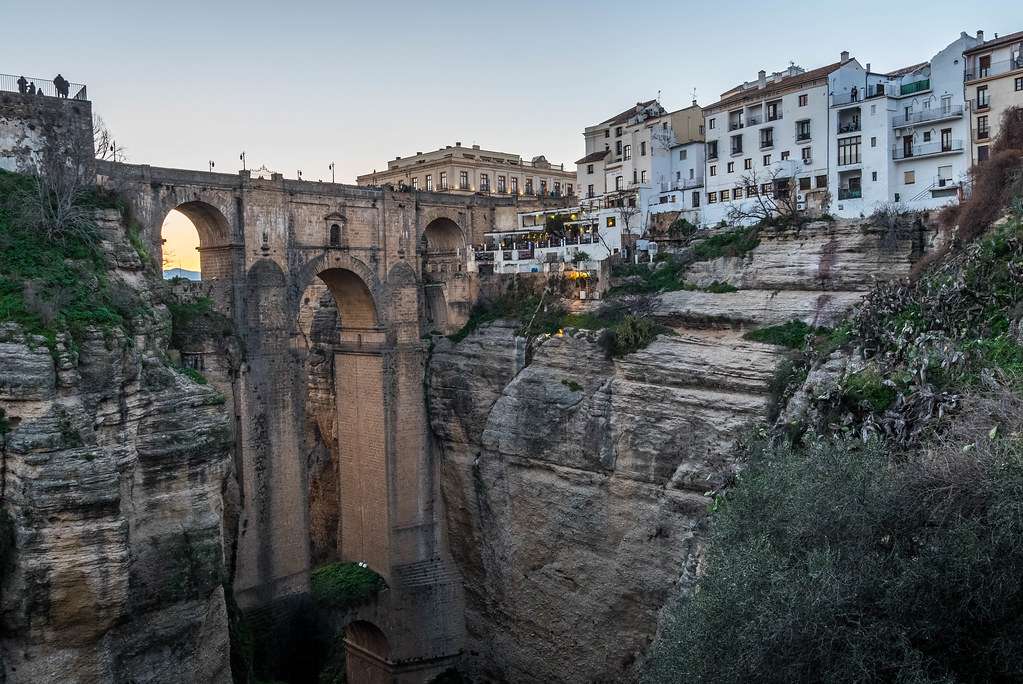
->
830, 32, 981, 218
702, 54, 860, 226
963, 30, 1023, 164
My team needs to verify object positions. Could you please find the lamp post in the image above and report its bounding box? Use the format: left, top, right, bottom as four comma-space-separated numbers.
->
239, 151, 246, 171
297, 170, 303, 181
329, 162, 335, 184
209, 160, 215, 173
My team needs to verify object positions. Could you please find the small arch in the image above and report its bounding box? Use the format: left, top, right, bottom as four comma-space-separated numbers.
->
318, 268, 379, 330
344, 621, 391, 684
423, 217, 464, 255
329, 223, 341, 246
160, 200, 232, 281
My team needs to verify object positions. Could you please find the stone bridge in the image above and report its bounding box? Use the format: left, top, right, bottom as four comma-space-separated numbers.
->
95, 159, 529, 680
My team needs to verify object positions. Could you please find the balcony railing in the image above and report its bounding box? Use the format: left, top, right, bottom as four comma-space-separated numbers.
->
796, 132, 811, 141
966, 57, 1023, 81
974, 127, 991, 141
891, 105, 964, 128
0, 73, 88, 100
900, 79, 930, 96
731, 146, 744, 155
729, 121, 744, 131
838, 188, 862, 200
972, 96, 991, 110
658, 178, 704, 192
760, 138, 774, 149
767, 111, 783, 121
892, 139, 964, 160
838, 120, 861, 133
746, 116, 763, 127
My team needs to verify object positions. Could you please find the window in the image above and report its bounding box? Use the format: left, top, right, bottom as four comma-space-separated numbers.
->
904, 170, 915, 184
459, 170, 469, 189
411, 177, 419, 190
871, 136, 877, 148
744, 158, 752, 170
567, 184, 573, 196
781, 150, 790, 160
978, 145, 989, 162
511, 177, 519, 194
767, 100, 781, 121
799, 177, 811, 191
606, 216, 616, 228
439, 172, 447, 190
979, 54, 991, 77
605, 129, 610, 138
801, 146, 812, 163
721, 189, 730, 201
632, 169, 638, 184
329, 224, 341, 246
798, 94, 808, 106
727, 162, 735, 173
497, 175, 506, 193
707, 191, 718, 204
733, 187, 743, 199
710, 165, 717, 177
525, 178, 533, 194
837, 136, 861, 166
676, 171, 681, 181
977, 115, 990, 139
640, 170, 648, 183
761, 183, 773, 196
816, 175, 827, 188
731, 134, 743, 154
761, 127, 774, 148
941, 128, 952, 151
763, 154, 771, 165
977, 85, 989, 108
923, 131, 931, 142
1016, 77, 1023, 91
616, 140, 623, 155
623, 145, 632, 160
480, 173, 489, 192
689, 168, 694, 179
894, 193, 901, 202
540, 180, 548, 195
709, 118, 716, 129
871, 171, 877, 181
587, 183, 594, 197
692, 191, 700, 207
640, 141, 647, 156
796, 119, 811, 141
425, 174, 433, 191
938, 165, 953, 183
616, 126, 623, 136
587, 164, 594, 174
553, 181, 561, 196
615, 176, 623, 190
679, 149, 688, 160
707, 140, 719, 159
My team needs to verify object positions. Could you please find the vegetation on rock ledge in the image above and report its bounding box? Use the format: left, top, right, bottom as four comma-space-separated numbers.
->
310, 561, 387, 609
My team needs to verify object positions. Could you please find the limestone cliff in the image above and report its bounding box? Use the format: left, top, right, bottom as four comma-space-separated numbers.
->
428, 218, 937, 682
0, 210, 235, 682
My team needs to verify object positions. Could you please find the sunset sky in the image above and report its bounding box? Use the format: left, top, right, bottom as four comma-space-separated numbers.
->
3, 0, 1022, 273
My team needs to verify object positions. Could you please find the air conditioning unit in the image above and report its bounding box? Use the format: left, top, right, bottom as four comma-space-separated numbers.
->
803, 158, 812, 165
797, 201, 807, 210
796, 193, 805, 202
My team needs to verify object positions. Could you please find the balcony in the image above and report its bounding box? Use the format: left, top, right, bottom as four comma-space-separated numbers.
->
971, 96, 991, 111
796, 132, 811, 142
729, 121, 744, 131
760, 138, 774, 150
838, 120, 861, 133
730, 146, 744, 156
838, 187, 862, 200
766, 112, 783, 122
966, 56, 1023, 81
746, 116, 763, 127
974, 127, 991, 141
900, 79, 930, 96
892, 139, 964, 160
891, 105, 964, 128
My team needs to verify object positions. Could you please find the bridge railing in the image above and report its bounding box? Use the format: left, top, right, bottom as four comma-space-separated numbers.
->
0, 73, 88, 100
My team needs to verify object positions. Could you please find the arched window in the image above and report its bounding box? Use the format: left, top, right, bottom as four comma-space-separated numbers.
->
329, 223, 341, 246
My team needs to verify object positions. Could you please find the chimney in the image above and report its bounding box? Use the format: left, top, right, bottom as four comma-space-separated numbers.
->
692, 99, 698, 107
758, 69, 767, 88
455, 141, 462, 147
866, 62, 871, 73
472, 144, 480, 150
841, 50, 850, 62
977, 29, 984, 41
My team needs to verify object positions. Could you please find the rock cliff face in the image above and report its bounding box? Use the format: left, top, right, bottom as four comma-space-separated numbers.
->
428, 218, 937, 682
0, 211, 235, 683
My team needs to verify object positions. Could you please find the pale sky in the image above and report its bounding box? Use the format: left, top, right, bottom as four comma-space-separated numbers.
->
4, 0, 1022, 273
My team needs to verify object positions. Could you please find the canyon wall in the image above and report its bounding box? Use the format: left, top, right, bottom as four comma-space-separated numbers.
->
428, 218, 938, 682
0, 210, 236, 683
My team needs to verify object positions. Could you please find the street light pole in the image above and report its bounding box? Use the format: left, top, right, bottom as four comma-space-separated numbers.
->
239, 151, 246, 171
329, 162, 335, 184
209, 160, 215, 173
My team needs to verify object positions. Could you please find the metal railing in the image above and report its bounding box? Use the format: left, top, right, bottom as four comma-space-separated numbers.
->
838, 188, 862, 200
966, 57, 1023, 81
974, 127, 991, 141
838, 120, 862, 133
900, 79, 930, 96
658, 178, 704, 192
891, 105, 964, 128
971, 96, 991, 110
0, 73, 87, 100
746, 116, 763, 127
891, 139, 963, 160
729, 121, 744, 131
766, 112, 783, 121
796, 132, 812, 141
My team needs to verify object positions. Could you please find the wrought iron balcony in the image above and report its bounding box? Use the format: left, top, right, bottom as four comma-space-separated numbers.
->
965, 57, 1023, 81
892, 105, 964, 128
838, 188, 862, 200
899, 79, 930, 96
0, 73, 87, 100
974, 127, 991, 141
892, 139, 964, 160
838, 120, 861, 133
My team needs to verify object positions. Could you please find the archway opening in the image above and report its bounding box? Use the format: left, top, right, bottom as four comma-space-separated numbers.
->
317, 267, 379, 330
161, 201, 232, 281
423, 217, 464, 256
344, 620, 392, 684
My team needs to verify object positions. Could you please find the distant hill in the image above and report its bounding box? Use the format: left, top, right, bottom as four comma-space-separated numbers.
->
163, 268, 200, 281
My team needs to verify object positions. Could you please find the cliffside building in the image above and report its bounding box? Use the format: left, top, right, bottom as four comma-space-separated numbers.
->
964, 30, 1023, 164
356, 143, 576, 198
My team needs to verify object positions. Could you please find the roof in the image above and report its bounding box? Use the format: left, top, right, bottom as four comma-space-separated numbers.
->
599, 99, 658, 126
705, 61, 846, 111
576, 150, 609, 165
964, 30, 1023, 55
885, 62, 928, 77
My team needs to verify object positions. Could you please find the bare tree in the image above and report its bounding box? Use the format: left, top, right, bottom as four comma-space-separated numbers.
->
17, 132, 98, 244
651, 125, 676, 153
725, 167, 803, 225
93, 114, 126, 162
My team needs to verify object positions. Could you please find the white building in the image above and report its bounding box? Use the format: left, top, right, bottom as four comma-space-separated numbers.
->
830, 32, 981, 218
702, 54, 860, 226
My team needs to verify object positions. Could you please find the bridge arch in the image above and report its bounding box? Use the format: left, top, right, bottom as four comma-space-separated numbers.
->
422, 216, 465, 257
161, 200, 233, 281
343, 620, 391, 683
318, 268, 379, 330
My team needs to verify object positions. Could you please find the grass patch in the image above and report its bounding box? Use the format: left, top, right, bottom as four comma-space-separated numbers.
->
607, 261, 688, 297
842, 368, 897, 413
310, 562, 386, 609
175, 366, 208, 385
691, 227, 760, 261
561, 379, 583, 392
744, 320, 818, 349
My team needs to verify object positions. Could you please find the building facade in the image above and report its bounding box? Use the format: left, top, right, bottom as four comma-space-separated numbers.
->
964, 30, 1023, 164
356, 143, 576, 198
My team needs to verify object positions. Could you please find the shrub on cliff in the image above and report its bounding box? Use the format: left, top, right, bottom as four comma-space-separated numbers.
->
310, 562, 386, 609
691, 227, 760, 261
646, 388, 1023, 683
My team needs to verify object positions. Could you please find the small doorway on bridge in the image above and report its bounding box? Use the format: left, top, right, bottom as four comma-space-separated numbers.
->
161, 209, 201, 281
344, 621, 392, 684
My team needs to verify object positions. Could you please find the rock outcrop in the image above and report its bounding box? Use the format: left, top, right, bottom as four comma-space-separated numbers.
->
0, 210, 235, 683
429, 218, 937, 682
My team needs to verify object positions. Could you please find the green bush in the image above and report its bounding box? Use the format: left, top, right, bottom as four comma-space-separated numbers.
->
691, 227, 760, 261
310, 562, 386, 609
744, 320, 817, 349
703, 281, 738, 294
842, 368, 897, 412
175, 366, 209, 385
167, 296, 234, 351
611, 315, 659, 357
607, 260, 688, 296
646, 424, 1023, 683
561, 379, 583, 392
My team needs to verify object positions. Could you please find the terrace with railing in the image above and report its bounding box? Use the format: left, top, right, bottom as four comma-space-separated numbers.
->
892, 139, 963, 160
892, 105, 964, 128
0, 73, 87, 100
965, 56, 1023, 82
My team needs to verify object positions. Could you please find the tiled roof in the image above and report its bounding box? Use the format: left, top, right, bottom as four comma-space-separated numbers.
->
964, 30, 1023, 55
885, 62, 928, 77
599, 99, 659, 126
576, 150, 609, 165
705, 61, 846, 111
